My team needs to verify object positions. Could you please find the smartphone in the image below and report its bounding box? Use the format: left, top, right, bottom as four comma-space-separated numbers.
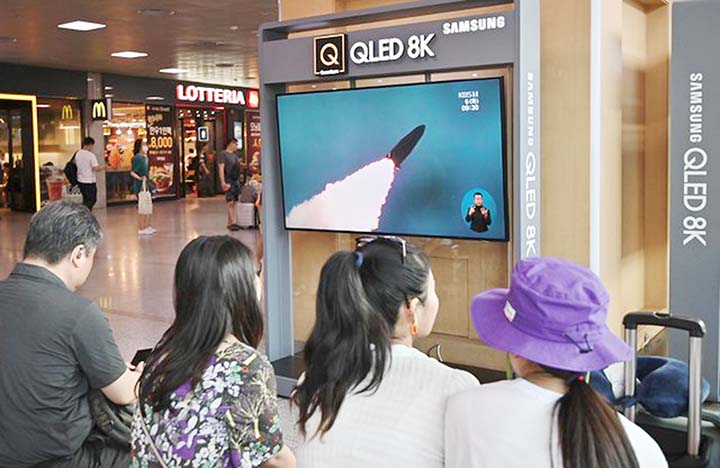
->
131, 348, 153, 367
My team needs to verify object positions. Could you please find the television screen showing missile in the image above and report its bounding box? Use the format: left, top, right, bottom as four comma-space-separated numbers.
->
277, 78, 509, 241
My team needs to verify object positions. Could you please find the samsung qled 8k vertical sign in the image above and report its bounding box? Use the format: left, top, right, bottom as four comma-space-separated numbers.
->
670, 0, 720, 397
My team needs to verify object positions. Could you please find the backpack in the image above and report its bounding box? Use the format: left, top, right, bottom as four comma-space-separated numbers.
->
64, 151, 78, 187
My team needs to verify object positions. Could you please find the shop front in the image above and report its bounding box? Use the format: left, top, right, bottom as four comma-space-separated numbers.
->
101, 75, 260, 204
0, 63, 87, 212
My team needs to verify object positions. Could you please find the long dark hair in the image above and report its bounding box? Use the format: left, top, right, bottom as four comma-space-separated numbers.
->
543, 366, 640, 468
292, 238, 430, 436
133, 138, 143, 155
139, 236, 263, 411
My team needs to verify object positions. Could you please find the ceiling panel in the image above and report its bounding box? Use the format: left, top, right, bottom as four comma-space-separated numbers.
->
0, 0, 278, 87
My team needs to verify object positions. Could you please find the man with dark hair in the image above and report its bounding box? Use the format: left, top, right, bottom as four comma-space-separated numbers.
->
465, 192, 492, 233
0, 201, 141, 467
75, 136, 106, 210
218, 138, 242, 231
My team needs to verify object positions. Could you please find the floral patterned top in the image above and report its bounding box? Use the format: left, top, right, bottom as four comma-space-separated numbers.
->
130, 342, 284, 468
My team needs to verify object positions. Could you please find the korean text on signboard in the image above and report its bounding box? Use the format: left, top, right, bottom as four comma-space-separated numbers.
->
145, 104, 176, 197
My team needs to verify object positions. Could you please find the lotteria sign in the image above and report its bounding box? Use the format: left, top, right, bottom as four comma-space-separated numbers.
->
176, 84, 247, 106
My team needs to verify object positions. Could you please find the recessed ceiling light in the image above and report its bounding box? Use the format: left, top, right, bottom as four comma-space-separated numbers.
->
138, 8, 175, 16
0, 36, 17, 43
472, 73, 478, 77
36, 104, 51, 108
159, 68, 188, 74
104, 86, 113, 90
105, 94, 114, 98
58, 20, 106, 31
112, 51, 148, 59
230, 25, 239, 31
146, 96, 165, 101
311, 85, 317, 89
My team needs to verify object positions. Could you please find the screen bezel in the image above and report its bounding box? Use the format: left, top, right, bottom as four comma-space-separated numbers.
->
274, 76, 510, 242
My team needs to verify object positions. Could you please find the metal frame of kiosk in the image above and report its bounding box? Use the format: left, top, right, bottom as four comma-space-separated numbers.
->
258, 0, 541, 395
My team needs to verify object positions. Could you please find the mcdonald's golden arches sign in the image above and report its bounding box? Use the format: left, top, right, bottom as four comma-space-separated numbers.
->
91, 99, 110, 121
61, 105, 73, 120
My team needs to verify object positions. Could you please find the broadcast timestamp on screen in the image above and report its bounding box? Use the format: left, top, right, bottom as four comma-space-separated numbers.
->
458, 90, 480, 112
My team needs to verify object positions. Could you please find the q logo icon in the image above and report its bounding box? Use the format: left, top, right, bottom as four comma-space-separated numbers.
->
314, 34, 346, 76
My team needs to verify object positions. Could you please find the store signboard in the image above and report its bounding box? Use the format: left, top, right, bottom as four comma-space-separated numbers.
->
670, 0, 720, 398
91, 98, 111, 121
176, 84, 246, 106
262, 11, 515, 84
145, 104, 176, 198
246, 111, 261, 164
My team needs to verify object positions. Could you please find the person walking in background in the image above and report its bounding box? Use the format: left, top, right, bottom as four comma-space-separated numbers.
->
445, 257, 667, 468
0, 201, 142, 468
197, 145, 216, 198
131, 236, 295, 468
75, 137, 106, 210
218, 138, 242, 231
130, 138, 155, 236
293, 236, 478, 468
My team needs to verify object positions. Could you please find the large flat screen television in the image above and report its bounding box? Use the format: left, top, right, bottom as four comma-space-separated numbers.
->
276, 77, 509, 241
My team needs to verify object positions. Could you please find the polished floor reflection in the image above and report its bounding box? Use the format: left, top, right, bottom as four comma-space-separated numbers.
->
0, 198, 302, 445
1, 198, 258, 360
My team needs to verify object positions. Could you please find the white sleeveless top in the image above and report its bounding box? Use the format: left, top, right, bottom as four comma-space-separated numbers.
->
444, 378, 668, 468
295, 344, 479, 468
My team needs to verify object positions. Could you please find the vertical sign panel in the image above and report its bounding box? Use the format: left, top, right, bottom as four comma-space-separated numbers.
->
246, 111, 262, 169
516, 0, 541, 260
145, 104, 177, 198
670, 0, 720, 399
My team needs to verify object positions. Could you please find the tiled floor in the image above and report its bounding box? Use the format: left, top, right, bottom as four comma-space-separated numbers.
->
0, 197, 299, 447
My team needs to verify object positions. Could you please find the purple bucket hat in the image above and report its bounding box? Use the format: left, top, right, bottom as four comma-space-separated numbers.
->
471, 257, 632, 372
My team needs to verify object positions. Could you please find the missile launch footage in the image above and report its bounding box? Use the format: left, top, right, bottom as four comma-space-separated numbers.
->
277, 78, 509, 241
286, 125, 425, 232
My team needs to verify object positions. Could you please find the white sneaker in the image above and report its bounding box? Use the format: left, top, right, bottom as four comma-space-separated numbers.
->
138, 228, 152, 236
147, 226, 157, 234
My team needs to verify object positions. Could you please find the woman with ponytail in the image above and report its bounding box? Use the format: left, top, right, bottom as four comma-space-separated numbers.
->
293, 236, 478, 468
445, 257, 667, 468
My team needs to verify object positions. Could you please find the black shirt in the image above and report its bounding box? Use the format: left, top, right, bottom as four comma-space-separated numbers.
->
465, 204, 493, 233
0, 264, 126, 467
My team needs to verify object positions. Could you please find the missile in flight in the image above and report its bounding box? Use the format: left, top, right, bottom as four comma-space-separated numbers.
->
286, 125, 426, 232
388, 125, 425, 168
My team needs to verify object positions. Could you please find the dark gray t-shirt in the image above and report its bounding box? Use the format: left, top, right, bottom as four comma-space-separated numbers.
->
218, 150, 240, 183
0, 263, 126, 467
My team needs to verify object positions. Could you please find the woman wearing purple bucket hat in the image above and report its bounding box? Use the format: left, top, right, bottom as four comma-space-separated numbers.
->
445, 257, 667, 468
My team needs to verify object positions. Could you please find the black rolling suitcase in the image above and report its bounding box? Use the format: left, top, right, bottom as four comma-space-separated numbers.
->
623, 312, 720, 467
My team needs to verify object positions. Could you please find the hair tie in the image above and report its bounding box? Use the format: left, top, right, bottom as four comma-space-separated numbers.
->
566, 372, 590, 385
354, 251, 364, 268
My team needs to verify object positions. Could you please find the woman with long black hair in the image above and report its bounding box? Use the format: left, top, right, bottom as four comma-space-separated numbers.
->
445, 257, 667, 468
292, 236, 478, 468
131, 236, 295, 468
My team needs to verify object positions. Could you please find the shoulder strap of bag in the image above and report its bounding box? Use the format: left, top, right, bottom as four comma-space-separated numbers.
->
139, 405, 169, 468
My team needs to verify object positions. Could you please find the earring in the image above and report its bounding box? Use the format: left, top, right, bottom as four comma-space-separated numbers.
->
411, 323, 418, 335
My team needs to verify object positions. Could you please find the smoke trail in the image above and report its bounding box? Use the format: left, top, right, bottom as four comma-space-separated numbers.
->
286, 158, 397, 232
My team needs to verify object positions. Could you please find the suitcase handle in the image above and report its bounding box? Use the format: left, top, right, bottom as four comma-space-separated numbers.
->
623, 312, 706, 337
622, 311, 706, 458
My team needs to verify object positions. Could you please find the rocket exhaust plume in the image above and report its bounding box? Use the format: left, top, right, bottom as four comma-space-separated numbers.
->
286, 125, 425, 232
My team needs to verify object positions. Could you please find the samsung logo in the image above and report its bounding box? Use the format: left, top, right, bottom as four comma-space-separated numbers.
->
442, 15, 506, 35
